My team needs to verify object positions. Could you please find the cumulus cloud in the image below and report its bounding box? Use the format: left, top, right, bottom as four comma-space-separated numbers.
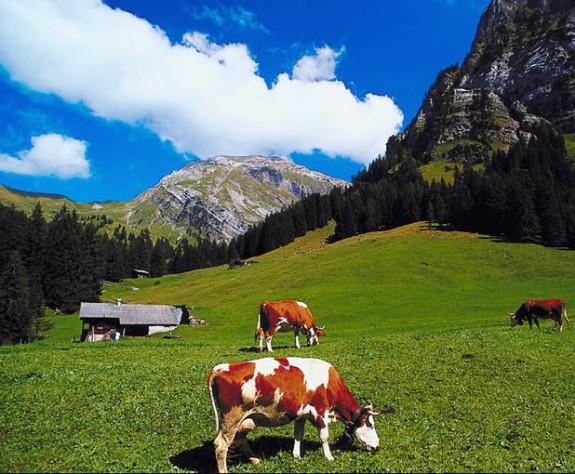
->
0, 134, 90, 179
292, 46, 344, 82
0, 0, 403, 166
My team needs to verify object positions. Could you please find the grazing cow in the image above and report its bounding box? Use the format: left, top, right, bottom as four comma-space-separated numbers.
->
509, 298, 570, 332
208, 357, 379, 473
255, 300, 325, 352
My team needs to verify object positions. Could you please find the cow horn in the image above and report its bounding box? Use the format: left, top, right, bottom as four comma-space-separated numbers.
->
507, 312, 514, 316
318, 325, 325, 330
365, 404, 380, 416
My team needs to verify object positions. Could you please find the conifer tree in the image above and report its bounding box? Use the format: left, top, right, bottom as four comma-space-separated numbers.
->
0, 251, 32, 344
26, 203, 49, 337
44, 206, 83, 313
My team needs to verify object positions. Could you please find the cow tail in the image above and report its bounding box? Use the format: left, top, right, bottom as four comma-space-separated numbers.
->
208, 371, 221, 434
563, 302, 570, 325
255, 303, 265, 343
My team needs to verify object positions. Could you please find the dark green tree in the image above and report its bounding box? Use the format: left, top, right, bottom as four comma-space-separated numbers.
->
0, 251, 32, 344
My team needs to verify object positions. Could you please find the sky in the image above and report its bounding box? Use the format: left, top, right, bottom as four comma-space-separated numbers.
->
0, 0, 491, 203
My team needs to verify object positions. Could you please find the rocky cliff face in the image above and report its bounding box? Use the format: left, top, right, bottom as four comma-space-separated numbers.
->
404, 0, 575, 164
126, 155, 347, 243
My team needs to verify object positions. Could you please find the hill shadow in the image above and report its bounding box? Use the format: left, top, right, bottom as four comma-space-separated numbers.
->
170, 435, 347, 472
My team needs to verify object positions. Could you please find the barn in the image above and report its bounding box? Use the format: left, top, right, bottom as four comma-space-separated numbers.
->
79, 300, 185, 342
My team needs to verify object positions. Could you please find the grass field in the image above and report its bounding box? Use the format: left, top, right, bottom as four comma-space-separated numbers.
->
1, 222, 574, 473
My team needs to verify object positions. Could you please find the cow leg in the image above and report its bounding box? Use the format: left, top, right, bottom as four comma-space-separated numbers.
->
315, 418, 334, 461
215, 414, 257, 473
533, 318, 541, 330
293, 327, 301, 349
549, 313, 562, 332
555, 317, 563, 332
292, 419, 305, 459
214, 428, 237, 474
265, 335, 274, 352
235, 418, 260, 465
256, 329, 264, 352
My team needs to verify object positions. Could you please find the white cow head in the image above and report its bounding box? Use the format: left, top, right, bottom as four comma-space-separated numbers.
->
306, 325, 326, 346
354, 406, 380, 451
337, 405, 380, 452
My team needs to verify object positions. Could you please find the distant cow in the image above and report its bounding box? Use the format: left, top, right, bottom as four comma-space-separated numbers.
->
509, 298, 570, 332
255, 300, 325, 352
208, 357, 379, 473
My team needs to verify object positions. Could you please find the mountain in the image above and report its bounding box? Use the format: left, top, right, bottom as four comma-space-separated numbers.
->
0, 156, 346, 244
403, 0, 575, 164
125, 155, 347, 243
1, 156, 347, 243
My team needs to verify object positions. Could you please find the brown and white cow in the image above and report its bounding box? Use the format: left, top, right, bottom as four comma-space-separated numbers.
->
255, 300, 325, 352
509, 298, 570, 332
208, 357, 379, 473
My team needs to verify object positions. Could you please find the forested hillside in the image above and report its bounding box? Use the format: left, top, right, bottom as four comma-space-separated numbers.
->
0, 191, 333, 342
332, 125, 575, 246
2, 122, 574, 344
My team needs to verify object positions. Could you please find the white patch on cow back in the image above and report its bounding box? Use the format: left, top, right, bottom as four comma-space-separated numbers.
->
273, 387, 284, 405
287, 357, 330, 392
241, 376, 257, 403
253, 358, 281, 376
213, 363, 230, 373
296, 301, 308, 309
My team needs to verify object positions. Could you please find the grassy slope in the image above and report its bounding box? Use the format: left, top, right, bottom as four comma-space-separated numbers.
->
1, 222, 575, 473
565, 133, 575, 163
103, 221, 573, 337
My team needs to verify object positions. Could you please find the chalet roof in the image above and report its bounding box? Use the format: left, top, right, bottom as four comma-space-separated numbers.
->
80, 302, 180, 326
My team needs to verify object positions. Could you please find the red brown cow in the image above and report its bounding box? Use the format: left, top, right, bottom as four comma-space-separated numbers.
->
509, 298, 570, 332
255, 300, 325, 352
208, 357, 379, 473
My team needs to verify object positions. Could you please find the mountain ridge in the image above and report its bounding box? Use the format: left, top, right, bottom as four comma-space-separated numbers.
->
0, 155, 348, 243
126, 155, 347, 243
403, 0, 575, 164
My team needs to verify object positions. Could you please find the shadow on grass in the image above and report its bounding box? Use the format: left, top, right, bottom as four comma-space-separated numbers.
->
170, 441, 215, 473
238, 344, 299, 353
170, 435, 356, 472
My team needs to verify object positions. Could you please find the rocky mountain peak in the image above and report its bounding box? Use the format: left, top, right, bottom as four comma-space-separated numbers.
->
403, 0, 575, 164
127, 155, 347, 243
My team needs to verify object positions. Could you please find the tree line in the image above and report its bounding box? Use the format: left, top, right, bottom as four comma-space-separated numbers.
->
332, 124, 575, 247
0, 190, 334, 343
2, 123, 574, 343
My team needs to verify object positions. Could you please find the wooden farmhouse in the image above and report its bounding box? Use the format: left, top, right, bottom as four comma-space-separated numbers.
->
79, 300, 185, 342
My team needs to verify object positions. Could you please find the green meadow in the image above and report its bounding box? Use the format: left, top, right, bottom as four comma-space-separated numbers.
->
1, 222, 574, 473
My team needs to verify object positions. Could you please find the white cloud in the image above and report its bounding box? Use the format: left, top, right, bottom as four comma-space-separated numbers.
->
0, 134, 90, 179
0, 0, 403, 166
292, 46, 344, 82
185, 5, 270, 33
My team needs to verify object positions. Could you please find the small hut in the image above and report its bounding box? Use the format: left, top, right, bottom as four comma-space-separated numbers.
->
79, 300, 182, 342
132, 269, 150, 279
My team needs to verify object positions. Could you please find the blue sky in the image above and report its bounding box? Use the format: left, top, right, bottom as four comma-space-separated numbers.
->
0, 0, 490, 203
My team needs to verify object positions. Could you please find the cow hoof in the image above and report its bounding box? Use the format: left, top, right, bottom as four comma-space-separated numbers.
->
248, 457, 260, 465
